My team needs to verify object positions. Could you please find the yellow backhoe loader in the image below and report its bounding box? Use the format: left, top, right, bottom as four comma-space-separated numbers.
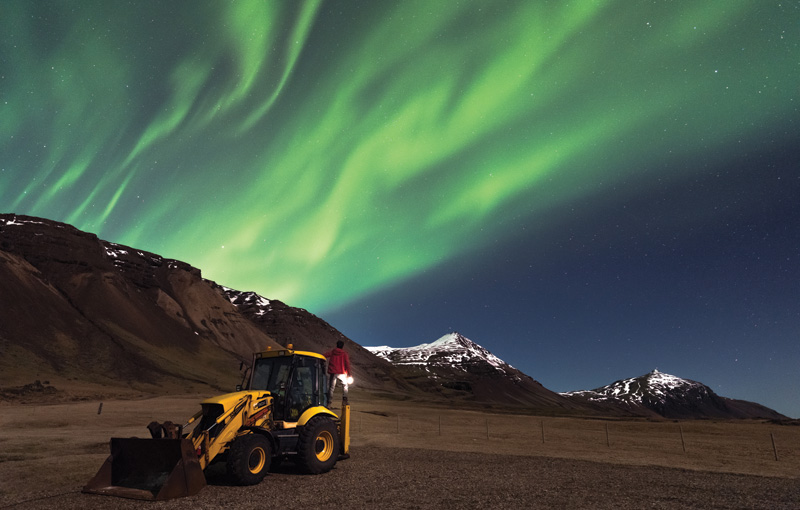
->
83, 346, 351, 500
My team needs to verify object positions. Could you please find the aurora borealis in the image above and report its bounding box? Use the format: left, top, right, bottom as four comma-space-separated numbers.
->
2, 1, 799, 416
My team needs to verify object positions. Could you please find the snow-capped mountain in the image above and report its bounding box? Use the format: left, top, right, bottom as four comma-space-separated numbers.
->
563, 370, 786, 420
366, 333, 588, 411
564, 369, 703, 404
367, 332, 516, 378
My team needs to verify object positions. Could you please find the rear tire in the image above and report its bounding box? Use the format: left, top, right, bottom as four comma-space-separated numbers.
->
226, 434, 271, 485
297, 415, 340, 474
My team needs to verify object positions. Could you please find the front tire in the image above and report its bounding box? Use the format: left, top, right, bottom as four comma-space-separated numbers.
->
226, 434, 271, 485
297, 416, 340, 474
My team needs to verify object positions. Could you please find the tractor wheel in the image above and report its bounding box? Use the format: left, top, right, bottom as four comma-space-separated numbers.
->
297, 415, 340, 474
226, 434, 271, 485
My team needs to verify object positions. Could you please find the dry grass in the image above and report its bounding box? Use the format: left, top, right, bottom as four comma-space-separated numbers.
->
348, 396, 800, 479
1, 389, 798, 507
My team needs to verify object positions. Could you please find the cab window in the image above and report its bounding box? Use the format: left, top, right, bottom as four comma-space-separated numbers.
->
251, 356, 293, 393
285, 356, 323, 420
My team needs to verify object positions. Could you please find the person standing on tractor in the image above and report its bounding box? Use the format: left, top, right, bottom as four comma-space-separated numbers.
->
324, 340, 351, 406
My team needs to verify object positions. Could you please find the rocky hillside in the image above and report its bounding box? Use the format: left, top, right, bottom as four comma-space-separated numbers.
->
0, 214, 427, 401
218, 286, 417, 395
563, 369, 787, 420
0, 214, 282, 397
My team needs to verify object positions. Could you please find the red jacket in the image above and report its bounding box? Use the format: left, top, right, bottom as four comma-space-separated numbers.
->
324, 347, 351, 375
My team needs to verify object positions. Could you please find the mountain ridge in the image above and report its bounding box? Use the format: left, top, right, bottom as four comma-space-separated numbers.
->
563, 369, 786, 420
367, 332, 612, 413
0, 214, 788, 419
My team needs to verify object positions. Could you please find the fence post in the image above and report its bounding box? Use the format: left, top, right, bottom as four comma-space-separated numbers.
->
679, 425, 686, 453
605, 423, 610, 447
541, 421, 545, 444
771, 433, 779, 461
438, 415, 441, 436
486, 418, 489, 440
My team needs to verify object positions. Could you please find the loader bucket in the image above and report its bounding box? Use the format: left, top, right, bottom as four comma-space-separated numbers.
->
82, 438, 206, 500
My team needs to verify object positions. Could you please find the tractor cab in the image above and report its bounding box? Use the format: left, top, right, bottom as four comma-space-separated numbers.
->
248, 347, 329, 422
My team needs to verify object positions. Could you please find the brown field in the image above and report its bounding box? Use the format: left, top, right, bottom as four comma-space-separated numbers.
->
1, 389, 799, 509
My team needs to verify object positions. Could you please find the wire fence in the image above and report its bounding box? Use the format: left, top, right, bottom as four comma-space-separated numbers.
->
350, 410, 800, 472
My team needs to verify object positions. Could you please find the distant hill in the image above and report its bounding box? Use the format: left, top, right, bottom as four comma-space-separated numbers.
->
366, 332, 613, 414
562, 370, 787, 420
369, 334, 787, 420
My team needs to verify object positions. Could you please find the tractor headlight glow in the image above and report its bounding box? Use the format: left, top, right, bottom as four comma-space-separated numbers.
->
346, 376, 354, 385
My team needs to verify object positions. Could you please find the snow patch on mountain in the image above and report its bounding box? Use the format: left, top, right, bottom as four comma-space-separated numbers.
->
220, 286, 272, 316
104, 243, 129, 259
1, 216, 48, 227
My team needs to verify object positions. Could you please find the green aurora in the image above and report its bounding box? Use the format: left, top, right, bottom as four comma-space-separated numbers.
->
1, 0, 797, 312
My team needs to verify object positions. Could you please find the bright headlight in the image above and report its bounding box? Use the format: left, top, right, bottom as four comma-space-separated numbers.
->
346, 376, 354, 385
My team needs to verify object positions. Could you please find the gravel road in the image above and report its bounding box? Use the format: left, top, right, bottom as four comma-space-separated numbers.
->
6, 446, 799, 510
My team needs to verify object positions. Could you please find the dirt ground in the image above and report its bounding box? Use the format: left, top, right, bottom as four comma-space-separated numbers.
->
2, 391, 799, 509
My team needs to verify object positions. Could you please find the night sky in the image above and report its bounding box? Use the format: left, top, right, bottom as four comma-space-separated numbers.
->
2, 1, 798, 417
